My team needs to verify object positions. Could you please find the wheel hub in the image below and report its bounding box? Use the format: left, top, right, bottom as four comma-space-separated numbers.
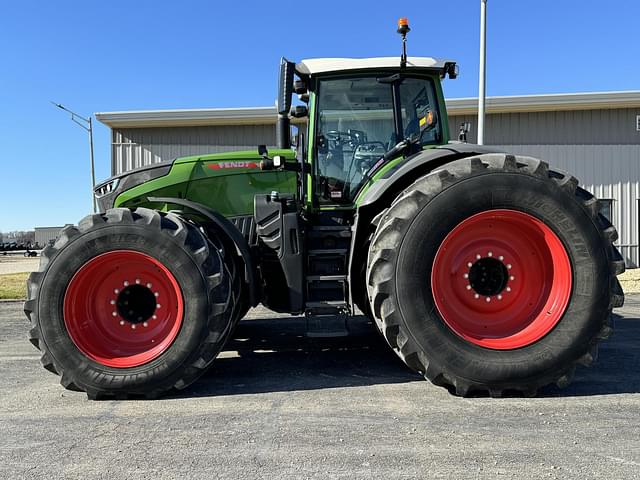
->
116, 284, 157, 325
431, 209, 572, 350
468, 256, 509, 297
63, 250, 183, 368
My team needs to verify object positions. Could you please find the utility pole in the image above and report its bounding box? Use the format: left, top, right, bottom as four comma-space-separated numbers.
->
51, 102, 97, 212
477, 0, 488, 145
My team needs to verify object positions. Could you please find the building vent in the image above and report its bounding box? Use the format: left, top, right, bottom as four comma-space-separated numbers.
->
637, 115, 640, 132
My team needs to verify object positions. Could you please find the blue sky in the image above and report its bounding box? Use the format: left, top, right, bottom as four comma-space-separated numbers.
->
0, 0, 638, 231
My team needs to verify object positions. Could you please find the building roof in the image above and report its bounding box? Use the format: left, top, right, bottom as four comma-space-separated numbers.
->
96, 91, 640, 128
95, 106, 277, 128
295, 56, 449, 76
447, 90, 640, 115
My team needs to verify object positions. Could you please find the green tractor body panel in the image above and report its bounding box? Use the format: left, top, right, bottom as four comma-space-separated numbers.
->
114, 150, 297, 217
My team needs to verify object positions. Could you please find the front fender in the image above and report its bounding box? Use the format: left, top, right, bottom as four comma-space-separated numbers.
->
148, 196, 259, 307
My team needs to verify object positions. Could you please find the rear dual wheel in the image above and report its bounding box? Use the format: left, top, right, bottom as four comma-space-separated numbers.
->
367, 154, 624, 396
24, 208, 236, 399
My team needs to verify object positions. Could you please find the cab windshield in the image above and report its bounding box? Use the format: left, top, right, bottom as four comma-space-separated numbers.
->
315, 75, 440, 204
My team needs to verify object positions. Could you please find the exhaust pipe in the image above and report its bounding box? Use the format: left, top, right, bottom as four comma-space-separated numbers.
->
276, 114, 291, 149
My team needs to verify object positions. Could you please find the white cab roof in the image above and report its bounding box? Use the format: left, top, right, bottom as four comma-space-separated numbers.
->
296, 57, 451, 76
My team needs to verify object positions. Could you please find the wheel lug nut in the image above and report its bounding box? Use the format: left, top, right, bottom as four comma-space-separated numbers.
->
488, 251, 493, 257
123, 281, 129, 286
467, 262, 473, 268
119, 320, 125, 326
152, 315, 157, 320
156, 304, 161, 309
506, 286, 512, 292
466, 285, 472, 290
485, 297, 491, 302
112, 311, 117, 317
474, 293, 480, 299
510, 276, 515, 281
114, 289, 119, 294
146, 283, 152, 288
463, 273, 469, 279
499, 255, 504, 261
131, 324, 136, 329
135, 279, 141, 284
143, 322, 148, 327
154, 292, 159, 297
507, 264, 512, 269
497, 294, 503, 300
110, 300, 115, 305
476, 254, 481, 260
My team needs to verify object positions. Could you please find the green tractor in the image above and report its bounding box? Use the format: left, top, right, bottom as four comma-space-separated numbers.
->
26, 21, 624, 399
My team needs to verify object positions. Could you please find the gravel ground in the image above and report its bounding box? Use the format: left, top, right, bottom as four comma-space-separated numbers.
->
617, 268, 640, 294
0, 256, 40, 275
1, 301, 639, 479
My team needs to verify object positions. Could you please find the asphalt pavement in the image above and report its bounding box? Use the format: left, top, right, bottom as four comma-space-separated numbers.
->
1, 300, 639, 479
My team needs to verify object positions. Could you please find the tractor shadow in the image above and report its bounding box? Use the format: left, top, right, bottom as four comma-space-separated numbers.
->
175, 310, 640, 399
177, 313, 422, 398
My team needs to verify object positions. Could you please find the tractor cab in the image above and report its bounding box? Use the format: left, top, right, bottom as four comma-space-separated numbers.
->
254, 21, 460, 322
271, 55, 458, 207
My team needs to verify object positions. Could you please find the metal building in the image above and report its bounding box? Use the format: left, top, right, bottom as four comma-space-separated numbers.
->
96, 91, 640, 266
35, 226, 72, 247
96, 107, 277, 175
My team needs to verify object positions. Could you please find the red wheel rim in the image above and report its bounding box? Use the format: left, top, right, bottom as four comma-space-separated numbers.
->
63, 250, 184, 367
431, 209, 572, 349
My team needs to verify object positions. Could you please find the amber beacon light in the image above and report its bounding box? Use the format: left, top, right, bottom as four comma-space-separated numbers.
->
397, 17, 411, 67
397, 17, 410, 34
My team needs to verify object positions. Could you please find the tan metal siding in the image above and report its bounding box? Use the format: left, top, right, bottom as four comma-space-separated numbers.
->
112, 125, 276, 175
449, 108, 640, 145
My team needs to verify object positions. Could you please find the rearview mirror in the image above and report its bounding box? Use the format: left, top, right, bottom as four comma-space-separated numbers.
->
277, 57, 295, 115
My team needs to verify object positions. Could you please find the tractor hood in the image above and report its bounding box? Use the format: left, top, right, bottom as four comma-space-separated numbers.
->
96, 149, 297, 218
94, 162, 173, 212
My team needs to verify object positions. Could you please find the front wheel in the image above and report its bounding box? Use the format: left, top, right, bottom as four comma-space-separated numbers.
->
367, 154, 624, 396
24, 208, 235, 399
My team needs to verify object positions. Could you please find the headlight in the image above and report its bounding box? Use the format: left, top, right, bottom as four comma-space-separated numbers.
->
95, 178, 120, 198
93, 163, 172, 212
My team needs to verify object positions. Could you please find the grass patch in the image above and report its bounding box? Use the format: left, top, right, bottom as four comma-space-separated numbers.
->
0, 272, 29, 300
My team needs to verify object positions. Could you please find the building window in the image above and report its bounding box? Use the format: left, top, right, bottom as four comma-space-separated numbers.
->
599, 199, 613, 222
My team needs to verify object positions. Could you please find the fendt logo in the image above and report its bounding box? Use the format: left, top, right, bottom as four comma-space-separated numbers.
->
208, 161, 259, 170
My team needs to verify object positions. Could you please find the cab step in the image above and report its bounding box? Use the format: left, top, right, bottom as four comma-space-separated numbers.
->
306, 275, 346, 281
305, 311, 349, 337
308, 248, 348, 256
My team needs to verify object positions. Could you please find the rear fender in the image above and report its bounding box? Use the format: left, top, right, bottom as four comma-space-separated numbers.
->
348, 144, 504, 308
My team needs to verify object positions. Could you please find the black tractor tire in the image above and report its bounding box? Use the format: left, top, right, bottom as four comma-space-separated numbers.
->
199, 221, 249, 329
24, 207, 235, 399
366, 154, 624, 397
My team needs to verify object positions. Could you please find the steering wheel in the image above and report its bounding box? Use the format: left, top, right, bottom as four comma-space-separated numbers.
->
325, 130, 351, 141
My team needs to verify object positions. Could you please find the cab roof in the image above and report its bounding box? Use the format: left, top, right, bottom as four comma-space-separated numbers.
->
295, 56, 452, 76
